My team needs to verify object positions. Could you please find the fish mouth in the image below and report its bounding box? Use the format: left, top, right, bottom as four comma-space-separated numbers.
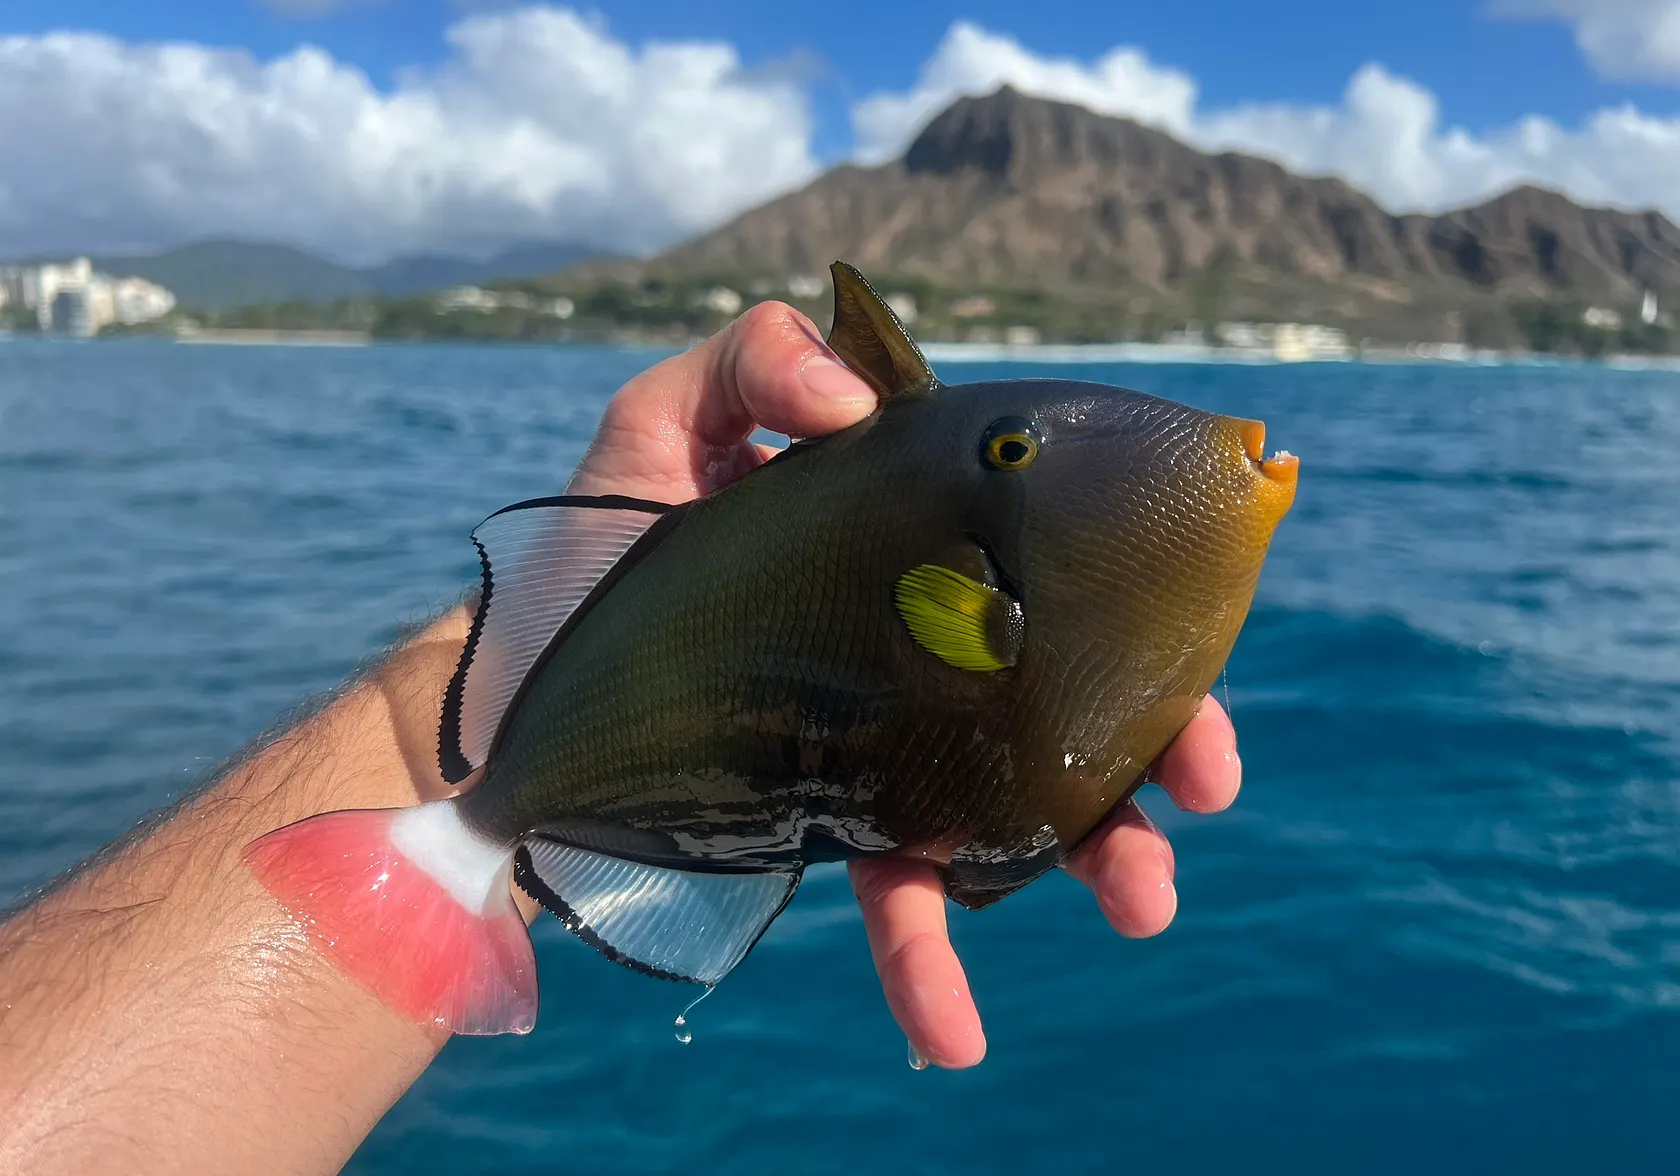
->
1230, 417, 1298, 487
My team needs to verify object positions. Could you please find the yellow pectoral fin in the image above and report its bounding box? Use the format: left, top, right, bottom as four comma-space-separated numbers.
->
894, 564, 1025, 673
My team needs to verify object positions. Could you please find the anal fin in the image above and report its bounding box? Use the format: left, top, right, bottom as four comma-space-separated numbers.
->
942, 834, 1064, 911
514, 838, 800, 985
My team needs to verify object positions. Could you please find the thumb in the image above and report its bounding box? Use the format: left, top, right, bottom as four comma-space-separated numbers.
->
570, 302, 877, 500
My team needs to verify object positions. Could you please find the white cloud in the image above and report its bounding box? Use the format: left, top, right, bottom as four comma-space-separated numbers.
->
1493, 0, 1680, 83
852, 20, 1680, 219
1204, 71, 1680, 214
0, 7, 818, 263
10, 10, 1680, 266
851, 21, 1196, 164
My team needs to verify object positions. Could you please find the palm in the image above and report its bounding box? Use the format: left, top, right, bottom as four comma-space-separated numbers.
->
566, 304, 1242, 1068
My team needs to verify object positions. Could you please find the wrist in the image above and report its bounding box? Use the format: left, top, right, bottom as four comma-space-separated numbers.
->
0, 607, 475, 1173
233, 602, 473, 824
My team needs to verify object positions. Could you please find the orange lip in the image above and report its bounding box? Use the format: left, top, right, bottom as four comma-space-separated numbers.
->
1231, 416, 1298, 488
1261, 451, 1299, 486
1233, 418, 1267, 463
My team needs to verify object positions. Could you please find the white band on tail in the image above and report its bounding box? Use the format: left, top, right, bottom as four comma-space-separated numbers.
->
390, 802, 512, 915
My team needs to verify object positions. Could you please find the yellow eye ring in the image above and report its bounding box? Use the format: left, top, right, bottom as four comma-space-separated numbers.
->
981, 417, 1040, 471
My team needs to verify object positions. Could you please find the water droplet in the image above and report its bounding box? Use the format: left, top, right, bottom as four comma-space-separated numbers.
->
907, 1041, 929, 1071
673, 984, 715, 1045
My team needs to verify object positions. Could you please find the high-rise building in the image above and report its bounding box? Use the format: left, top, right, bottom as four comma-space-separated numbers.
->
0, 259, 175, 336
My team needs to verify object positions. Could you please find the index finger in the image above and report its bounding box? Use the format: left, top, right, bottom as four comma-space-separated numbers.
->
1151, 696, 1241, 814
849, 859, 987, 1069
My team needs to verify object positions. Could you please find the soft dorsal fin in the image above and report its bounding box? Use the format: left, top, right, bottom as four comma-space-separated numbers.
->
439, 495, 671, 784
825, 262, 939, 399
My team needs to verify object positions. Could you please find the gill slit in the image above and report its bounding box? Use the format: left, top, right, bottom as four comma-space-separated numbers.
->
963, 530, 1024, 602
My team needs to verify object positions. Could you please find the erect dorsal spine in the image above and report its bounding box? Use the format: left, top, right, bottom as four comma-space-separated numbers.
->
824, 261, 940, 399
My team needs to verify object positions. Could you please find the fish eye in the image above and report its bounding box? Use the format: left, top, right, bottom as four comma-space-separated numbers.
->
981, 417, 1041, 471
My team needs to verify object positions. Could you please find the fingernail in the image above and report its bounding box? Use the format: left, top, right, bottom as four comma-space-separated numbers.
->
1157, 846, 1176, 883
801, 351, 875, 406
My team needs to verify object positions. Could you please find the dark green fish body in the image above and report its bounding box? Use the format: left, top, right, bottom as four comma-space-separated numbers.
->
458, 334, 1295, 911
245, 264, 1298, 1033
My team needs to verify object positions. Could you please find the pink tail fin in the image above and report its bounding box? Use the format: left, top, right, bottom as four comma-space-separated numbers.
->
244, 804, 537, 1035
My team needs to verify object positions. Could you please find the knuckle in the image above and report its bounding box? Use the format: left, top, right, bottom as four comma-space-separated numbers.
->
881, 928, 946, 977
847, 860, 899, 909
733, 299, 798, 339
708, 302, 797, 394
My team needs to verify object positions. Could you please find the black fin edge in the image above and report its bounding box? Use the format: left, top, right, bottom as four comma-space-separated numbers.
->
435, 493, 674, 785
438, 534, 493, 784
512, 841, 802, 985
476, 493, 675, 530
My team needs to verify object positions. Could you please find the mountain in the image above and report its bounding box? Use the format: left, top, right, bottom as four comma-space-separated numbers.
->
644, 87, 1680, 342
28, 90, 1676, 340
23, 239, 614, 311
93, 240, 375, 311
1412, 185, 1680, 299
363, 242, 602, 297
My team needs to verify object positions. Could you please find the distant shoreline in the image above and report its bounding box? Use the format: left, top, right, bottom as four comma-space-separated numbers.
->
161, 332, 1680, 368
926, 341, 1680, 370
173, 327, 371, 347
6, 329, 1679, 370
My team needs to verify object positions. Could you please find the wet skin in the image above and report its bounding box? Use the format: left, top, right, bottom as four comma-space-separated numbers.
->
561, 301, 1273, 1068
463, 378, 1292, 918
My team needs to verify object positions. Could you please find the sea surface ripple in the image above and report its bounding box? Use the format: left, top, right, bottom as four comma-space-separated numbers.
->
2, 341, 1677, 1172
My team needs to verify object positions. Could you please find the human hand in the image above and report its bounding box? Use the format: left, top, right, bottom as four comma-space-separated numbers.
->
568, 302, 1242, 1070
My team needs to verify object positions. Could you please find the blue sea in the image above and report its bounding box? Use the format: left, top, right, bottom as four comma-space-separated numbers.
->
4, 340, 1679, 1172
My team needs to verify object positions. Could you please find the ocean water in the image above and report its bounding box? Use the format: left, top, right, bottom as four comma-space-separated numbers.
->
3, 340, 1679, 1172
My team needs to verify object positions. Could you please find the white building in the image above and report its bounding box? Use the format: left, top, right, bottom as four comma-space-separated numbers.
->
111, 277, 176, 325
1272, 322, 1351, 362
436, 285, 500, 312
435, 286, 576, 318
697, 287, 743, 316
1217, 320, 1351, 362
0, 258, 175, 336
1216, 321, 1269, 350
786, 274, 825, 300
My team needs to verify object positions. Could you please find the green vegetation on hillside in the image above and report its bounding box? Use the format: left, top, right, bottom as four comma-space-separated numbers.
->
1509, 301, 1672, 357
4, 239, 614, 314
78, 271, 1680, 358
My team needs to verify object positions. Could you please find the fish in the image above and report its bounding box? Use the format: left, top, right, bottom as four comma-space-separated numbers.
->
244, 263, 1299, 1036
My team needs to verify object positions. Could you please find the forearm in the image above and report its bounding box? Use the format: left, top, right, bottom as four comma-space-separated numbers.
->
0, 607, 474, 1175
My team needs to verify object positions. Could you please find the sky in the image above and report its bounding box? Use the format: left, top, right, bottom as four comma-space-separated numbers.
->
3, 0, 1680, 264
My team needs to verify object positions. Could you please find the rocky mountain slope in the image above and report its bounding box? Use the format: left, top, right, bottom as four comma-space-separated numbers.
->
644, 87, 1680, 343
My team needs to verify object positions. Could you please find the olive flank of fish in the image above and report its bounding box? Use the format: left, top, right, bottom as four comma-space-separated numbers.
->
244, 263, 1298, 1037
